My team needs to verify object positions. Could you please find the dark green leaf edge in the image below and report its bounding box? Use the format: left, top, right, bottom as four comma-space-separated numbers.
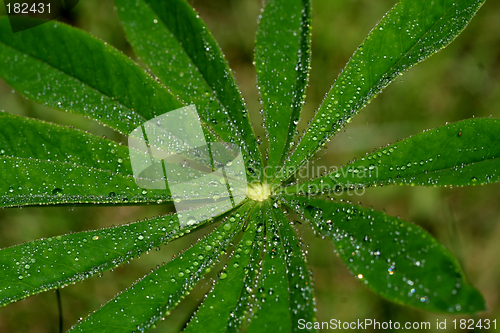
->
272, 0, 487, 186
0, 202, 236, 307
280, 195, 486, 314
182, 203, 265, 333
69, 202, 255, 332
283, 118, 500, 195
115, 0, 264, 181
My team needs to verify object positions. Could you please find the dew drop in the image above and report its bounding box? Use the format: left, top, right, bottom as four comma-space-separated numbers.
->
52, 188, 63, 196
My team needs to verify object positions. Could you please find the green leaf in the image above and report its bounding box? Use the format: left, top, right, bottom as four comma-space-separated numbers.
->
0, 112, 129, 174
286, 118, 500, 195
281, 195, 485, 314
254, 0, 311, 179
273, 0, 487, 186
0, 17, 184, 135
247, 202, 291, 332
0, 207, 216, 306
183, 206, 264, 333
0, 112, 173, 207
244, 202, 316, 332
0, 112, 242, 207
115, 0, 264, 181
226, 207, 265, 332
273, 206, 316, 331
69, 203, 253, 333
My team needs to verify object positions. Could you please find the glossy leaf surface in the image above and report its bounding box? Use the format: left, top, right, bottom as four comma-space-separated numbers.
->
274, 0, 486, 185
70, 204, 251, 332
0, 209, 214, 306
115, 0, 264, 180
281, 195, 485, 314
255, 0, 311, 179
286, 118, 500, 194
0, 17, 183, 135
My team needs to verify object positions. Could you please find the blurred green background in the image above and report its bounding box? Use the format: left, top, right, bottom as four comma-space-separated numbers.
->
1, 0, 499, 332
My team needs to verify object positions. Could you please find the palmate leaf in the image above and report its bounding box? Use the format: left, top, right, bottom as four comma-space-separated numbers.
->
273, 0, 487, 186
114, 0, 263, 181
286, 118, 500, 195
281, 195, 485, 314
69, 203, 253, 333
254, 0, 311, 180
0, 0, 496, 331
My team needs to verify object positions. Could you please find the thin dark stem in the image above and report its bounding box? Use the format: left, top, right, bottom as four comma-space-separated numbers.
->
56, 289, 63, 333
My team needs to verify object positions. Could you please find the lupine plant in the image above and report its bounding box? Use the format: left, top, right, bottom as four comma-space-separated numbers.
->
0, 0, 498, 331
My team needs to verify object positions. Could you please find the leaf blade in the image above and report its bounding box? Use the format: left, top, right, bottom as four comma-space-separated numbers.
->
255, 0, 311, 178
281, 195, 485, 314
0, 17, 183, 135
0, 112, 173, 207
182, 205, 264, 333
247, 202, 291, 332
245, 202, 316, 332
68, 203, 253, 333
273, 206, 316, 331
0, 207, 216, 306
115, 0, 264, 181
274, 0, 487, 185
286, 118, 500, 194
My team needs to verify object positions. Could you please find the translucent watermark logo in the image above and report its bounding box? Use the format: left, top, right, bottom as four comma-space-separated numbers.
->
128, 105, 247, 227
269, 161, 377, 198
3, 0, 79, 33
